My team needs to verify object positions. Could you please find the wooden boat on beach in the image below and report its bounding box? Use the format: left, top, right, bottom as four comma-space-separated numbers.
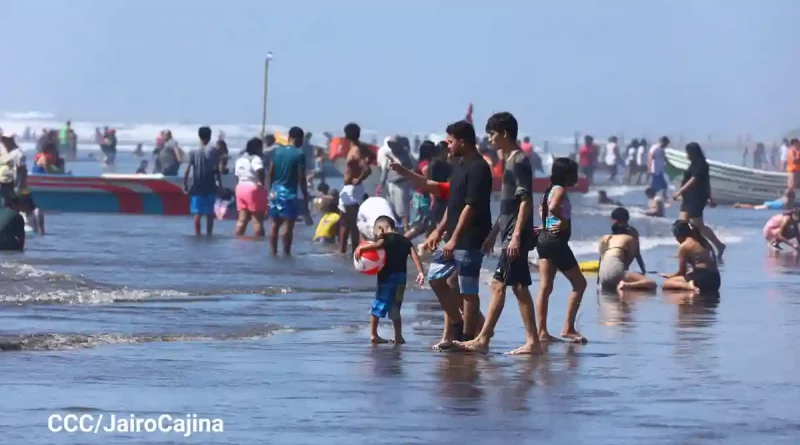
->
664, 148, 788, 205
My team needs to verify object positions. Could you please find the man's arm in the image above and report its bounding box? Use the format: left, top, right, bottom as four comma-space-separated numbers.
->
268, 162, 275, 187
355, 159, 372, 185
387, 160, 444, 196
214, 152, 222, 189
298, 156, 309, 200
511, 156, 533, 242
182, 152, 192, 190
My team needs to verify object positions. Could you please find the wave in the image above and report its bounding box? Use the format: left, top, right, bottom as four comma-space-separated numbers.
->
3, 111, 56, 120
0, 324, 288, 352
0, 109, 585, 152
582, 184, 655, 199
0, 110, 351, 149
0, 262, 189, 305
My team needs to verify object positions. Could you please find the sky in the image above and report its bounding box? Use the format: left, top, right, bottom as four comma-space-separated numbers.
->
1, 0, 798, 139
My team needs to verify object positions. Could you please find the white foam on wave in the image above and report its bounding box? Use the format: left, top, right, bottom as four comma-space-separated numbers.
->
0, 110, 337, 149
582, 184, 657, 199
0, 262, 189, 305
578, 206, 659, 221
3, 111, 57, 120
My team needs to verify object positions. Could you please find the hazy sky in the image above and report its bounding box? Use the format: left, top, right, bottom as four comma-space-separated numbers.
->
2, 0, 798, 138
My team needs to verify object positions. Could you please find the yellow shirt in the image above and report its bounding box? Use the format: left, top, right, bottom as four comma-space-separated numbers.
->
314, 212, 340, 241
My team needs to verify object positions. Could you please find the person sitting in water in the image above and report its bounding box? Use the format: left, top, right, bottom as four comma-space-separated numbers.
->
661, 220, 721, 294
355, 216, 425, 344
0, 199, 26, 250
734, 188, 795, 210
597, 190, 623, 206
313, 197, 341, 244
644, 187, 665, 217
762, 208, 800, 252
610, 207, 647, 274
597, 223, 657, 292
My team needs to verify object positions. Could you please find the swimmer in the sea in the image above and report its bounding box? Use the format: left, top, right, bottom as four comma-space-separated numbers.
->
339, 122, 375, 254
597, 190, 623, 206
762, 208, 800, 252
644, 187, 665, 217
734, 188, 795, 211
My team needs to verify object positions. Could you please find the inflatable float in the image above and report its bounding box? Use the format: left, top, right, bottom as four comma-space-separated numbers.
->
578, 260, 599, 272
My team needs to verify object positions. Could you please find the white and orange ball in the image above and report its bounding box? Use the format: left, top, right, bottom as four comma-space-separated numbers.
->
354, 249, 386, 275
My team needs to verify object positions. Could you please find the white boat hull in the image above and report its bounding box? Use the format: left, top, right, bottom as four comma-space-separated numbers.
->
664, 148, 788, 205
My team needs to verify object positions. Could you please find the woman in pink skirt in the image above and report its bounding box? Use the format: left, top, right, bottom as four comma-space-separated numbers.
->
234, 138, 269, 236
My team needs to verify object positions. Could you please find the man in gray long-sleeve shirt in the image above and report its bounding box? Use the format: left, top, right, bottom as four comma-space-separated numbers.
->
379, 135, 414, 230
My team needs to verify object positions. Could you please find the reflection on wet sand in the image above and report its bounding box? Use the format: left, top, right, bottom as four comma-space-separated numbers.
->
596, 289, 655, 330
367, 345, 405, 379
435, 354, 490, 409
666, 292, 721, 330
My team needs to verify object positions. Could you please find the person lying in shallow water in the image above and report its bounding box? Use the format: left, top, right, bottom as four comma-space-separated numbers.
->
597, 190, 623, 206
660, 220, 721, 294
597, 224, 657, 293
734, 188, 795, 211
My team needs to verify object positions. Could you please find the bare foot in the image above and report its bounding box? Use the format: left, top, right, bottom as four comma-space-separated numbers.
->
431, 339, 454, 351
617, 281, 627, 291
539, 332, 562, 343
371, 336, 389, 344
390, 337, 406, 344
561, 330, 588, 344
506, 342, 543, 355
452, 338, 489, 354
687, 280, 701, 294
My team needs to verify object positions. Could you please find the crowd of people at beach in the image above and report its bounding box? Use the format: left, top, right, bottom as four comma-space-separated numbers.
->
3, 114, 800, 355
740, 138, 798, 171
171, 110, 763, 354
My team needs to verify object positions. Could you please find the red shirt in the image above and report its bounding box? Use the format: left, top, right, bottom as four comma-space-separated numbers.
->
578, 144, 594, 167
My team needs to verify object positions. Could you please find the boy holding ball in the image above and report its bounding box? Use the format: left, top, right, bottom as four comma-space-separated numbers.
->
355, 216, 425, 344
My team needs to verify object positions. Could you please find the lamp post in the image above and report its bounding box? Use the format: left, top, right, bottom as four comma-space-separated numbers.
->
261, 52, 274, 138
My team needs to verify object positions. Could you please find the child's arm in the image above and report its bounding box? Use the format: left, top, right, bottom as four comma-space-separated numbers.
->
355, 238, 386, 258
409, 244, 425, 285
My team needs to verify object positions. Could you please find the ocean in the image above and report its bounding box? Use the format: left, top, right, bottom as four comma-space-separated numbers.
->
1, 113, 798, 444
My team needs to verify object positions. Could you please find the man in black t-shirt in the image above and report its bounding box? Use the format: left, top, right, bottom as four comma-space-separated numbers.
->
454, 112, 542, 355
425, 120, 493, 350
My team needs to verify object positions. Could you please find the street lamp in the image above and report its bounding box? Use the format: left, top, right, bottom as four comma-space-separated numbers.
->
261, 52, 274, 137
